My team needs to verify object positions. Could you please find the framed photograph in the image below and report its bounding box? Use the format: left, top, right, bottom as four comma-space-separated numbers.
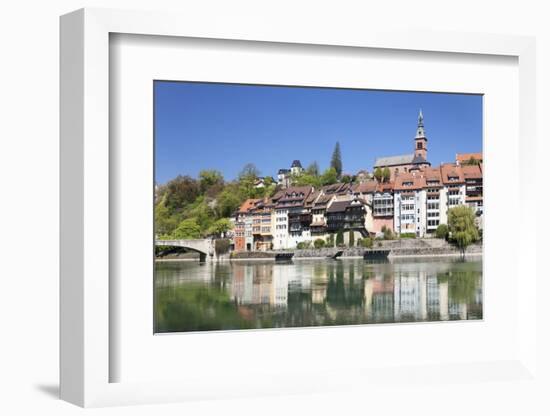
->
60, 8, 539, 408
153, 81, 484, 335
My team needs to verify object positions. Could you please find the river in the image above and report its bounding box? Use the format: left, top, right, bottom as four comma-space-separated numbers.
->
154, 257, 482, 333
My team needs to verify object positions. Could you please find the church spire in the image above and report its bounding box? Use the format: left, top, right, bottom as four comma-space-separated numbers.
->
415, 109, 426, 139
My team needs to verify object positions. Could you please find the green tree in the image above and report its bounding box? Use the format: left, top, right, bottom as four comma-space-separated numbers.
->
336, 229, 344, 246
172, 218, 201, 239
327, 234, 335, 247
292, 173, 321, 188
360, 237, 374, 248
448, 206, 479, 256
330, 141, 343, 178
314, 238, 326, 249
164, 175, 200, 211
207, 218, 233, 237
374, 167, 383, 182
306, 161, 320, 177
216, 187, 242, 218
382, 167, 391, 182
435, 223, 449, 239
341, 174, 353, 183
198, 169, 224, 194
155, 198, 180, 237
320, 167, 338, 186
238, 163, 260, 180
185, 197, 215, 234
348, 231, 355, 247
238, 163, 261, 199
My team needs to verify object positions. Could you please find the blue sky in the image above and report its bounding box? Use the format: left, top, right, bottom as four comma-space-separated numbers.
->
154, 81, 482, 184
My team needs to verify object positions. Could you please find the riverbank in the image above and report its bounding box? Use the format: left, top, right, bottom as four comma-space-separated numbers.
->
155, 238, 482, 261
229, 238, 482, 260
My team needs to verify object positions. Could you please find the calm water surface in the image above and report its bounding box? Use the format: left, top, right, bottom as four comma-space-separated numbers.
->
154, 257, 482, 333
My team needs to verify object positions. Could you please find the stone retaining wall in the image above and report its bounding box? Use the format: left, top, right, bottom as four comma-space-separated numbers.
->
231, 239, 482, 259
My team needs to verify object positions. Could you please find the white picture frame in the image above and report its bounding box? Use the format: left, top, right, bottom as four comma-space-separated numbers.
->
60, 8, 539, 408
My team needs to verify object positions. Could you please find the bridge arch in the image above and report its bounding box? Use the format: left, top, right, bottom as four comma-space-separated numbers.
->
156, 239, 215, 262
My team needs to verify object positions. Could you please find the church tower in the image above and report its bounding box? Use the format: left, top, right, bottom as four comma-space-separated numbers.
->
414, 109, 428, 160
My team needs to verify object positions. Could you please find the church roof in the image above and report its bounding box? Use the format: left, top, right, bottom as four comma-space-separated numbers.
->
412, 154, 430, 165
291, 160, 302, 168
374, 153, 414, 168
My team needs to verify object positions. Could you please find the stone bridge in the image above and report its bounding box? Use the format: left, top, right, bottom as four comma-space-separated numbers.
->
156, 239, 216, 262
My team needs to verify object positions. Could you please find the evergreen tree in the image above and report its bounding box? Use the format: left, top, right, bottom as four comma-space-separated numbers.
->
348, 231, 355, 247
330, 142, 343, 178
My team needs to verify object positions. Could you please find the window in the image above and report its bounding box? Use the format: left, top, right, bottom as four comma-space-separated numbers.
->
417, 142, 423, 149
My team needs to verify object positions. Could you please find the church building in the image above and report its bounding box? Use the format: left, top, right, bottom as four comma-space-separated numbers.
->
373, 110, 431, 180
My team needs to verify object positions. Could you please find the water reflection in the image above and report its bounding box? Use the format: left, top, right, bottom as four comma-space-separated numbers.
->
155, 258, 482, 333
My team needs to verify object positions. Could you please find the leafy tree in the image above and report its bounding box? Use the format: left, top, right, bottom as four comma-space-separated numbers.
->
348, 231, 355, 247
172, 218, 201, 239
164, 175, 200, 211
341, 174, 353, 184
382, 167, 391, 182
155, 198, 180, 237
327, 234, 335, 247
448, 206, 479, 256
292, 173, 321, 188
238, 163, 260, 180
207, 218, 233, 237
435, 223, 449, 239
336, 229, 344, 246
216, 187, 241, 218
185, 197, 215, 234
198, 169, 224, 194
314, 238, 326, 249
360, 237, 374, 248
306, 161, 320, 177
374, 167, 383, 182
237, 163, 261, 198
330, 141, 343, 178
320, 167, 338, 186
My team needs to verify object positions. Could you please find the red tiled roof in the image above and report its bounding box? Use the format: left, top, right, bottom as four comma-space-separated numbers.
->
238, 198, 260, 213
353, 181, 378, 194
440, 163, 465, 184
456, 152, 483, 163
393, 172, 426, 191
461, 164, 482, 180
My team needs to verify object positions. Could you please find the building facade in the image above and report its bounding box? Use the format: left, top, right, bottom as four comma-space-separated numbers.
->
231, 111, 482, 249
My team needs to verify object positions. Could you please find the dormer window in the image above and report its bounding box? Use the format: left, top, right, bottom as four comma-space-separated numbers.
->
403, 181, 413, 187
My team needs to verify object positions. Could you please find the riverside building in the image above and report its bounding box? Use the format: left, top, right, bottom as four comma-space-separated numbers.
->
231, 111, 482, 249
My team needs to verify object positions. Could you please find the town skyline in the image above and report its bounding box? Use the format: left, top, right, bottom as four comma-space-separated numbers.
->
154, 81, 483, 184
